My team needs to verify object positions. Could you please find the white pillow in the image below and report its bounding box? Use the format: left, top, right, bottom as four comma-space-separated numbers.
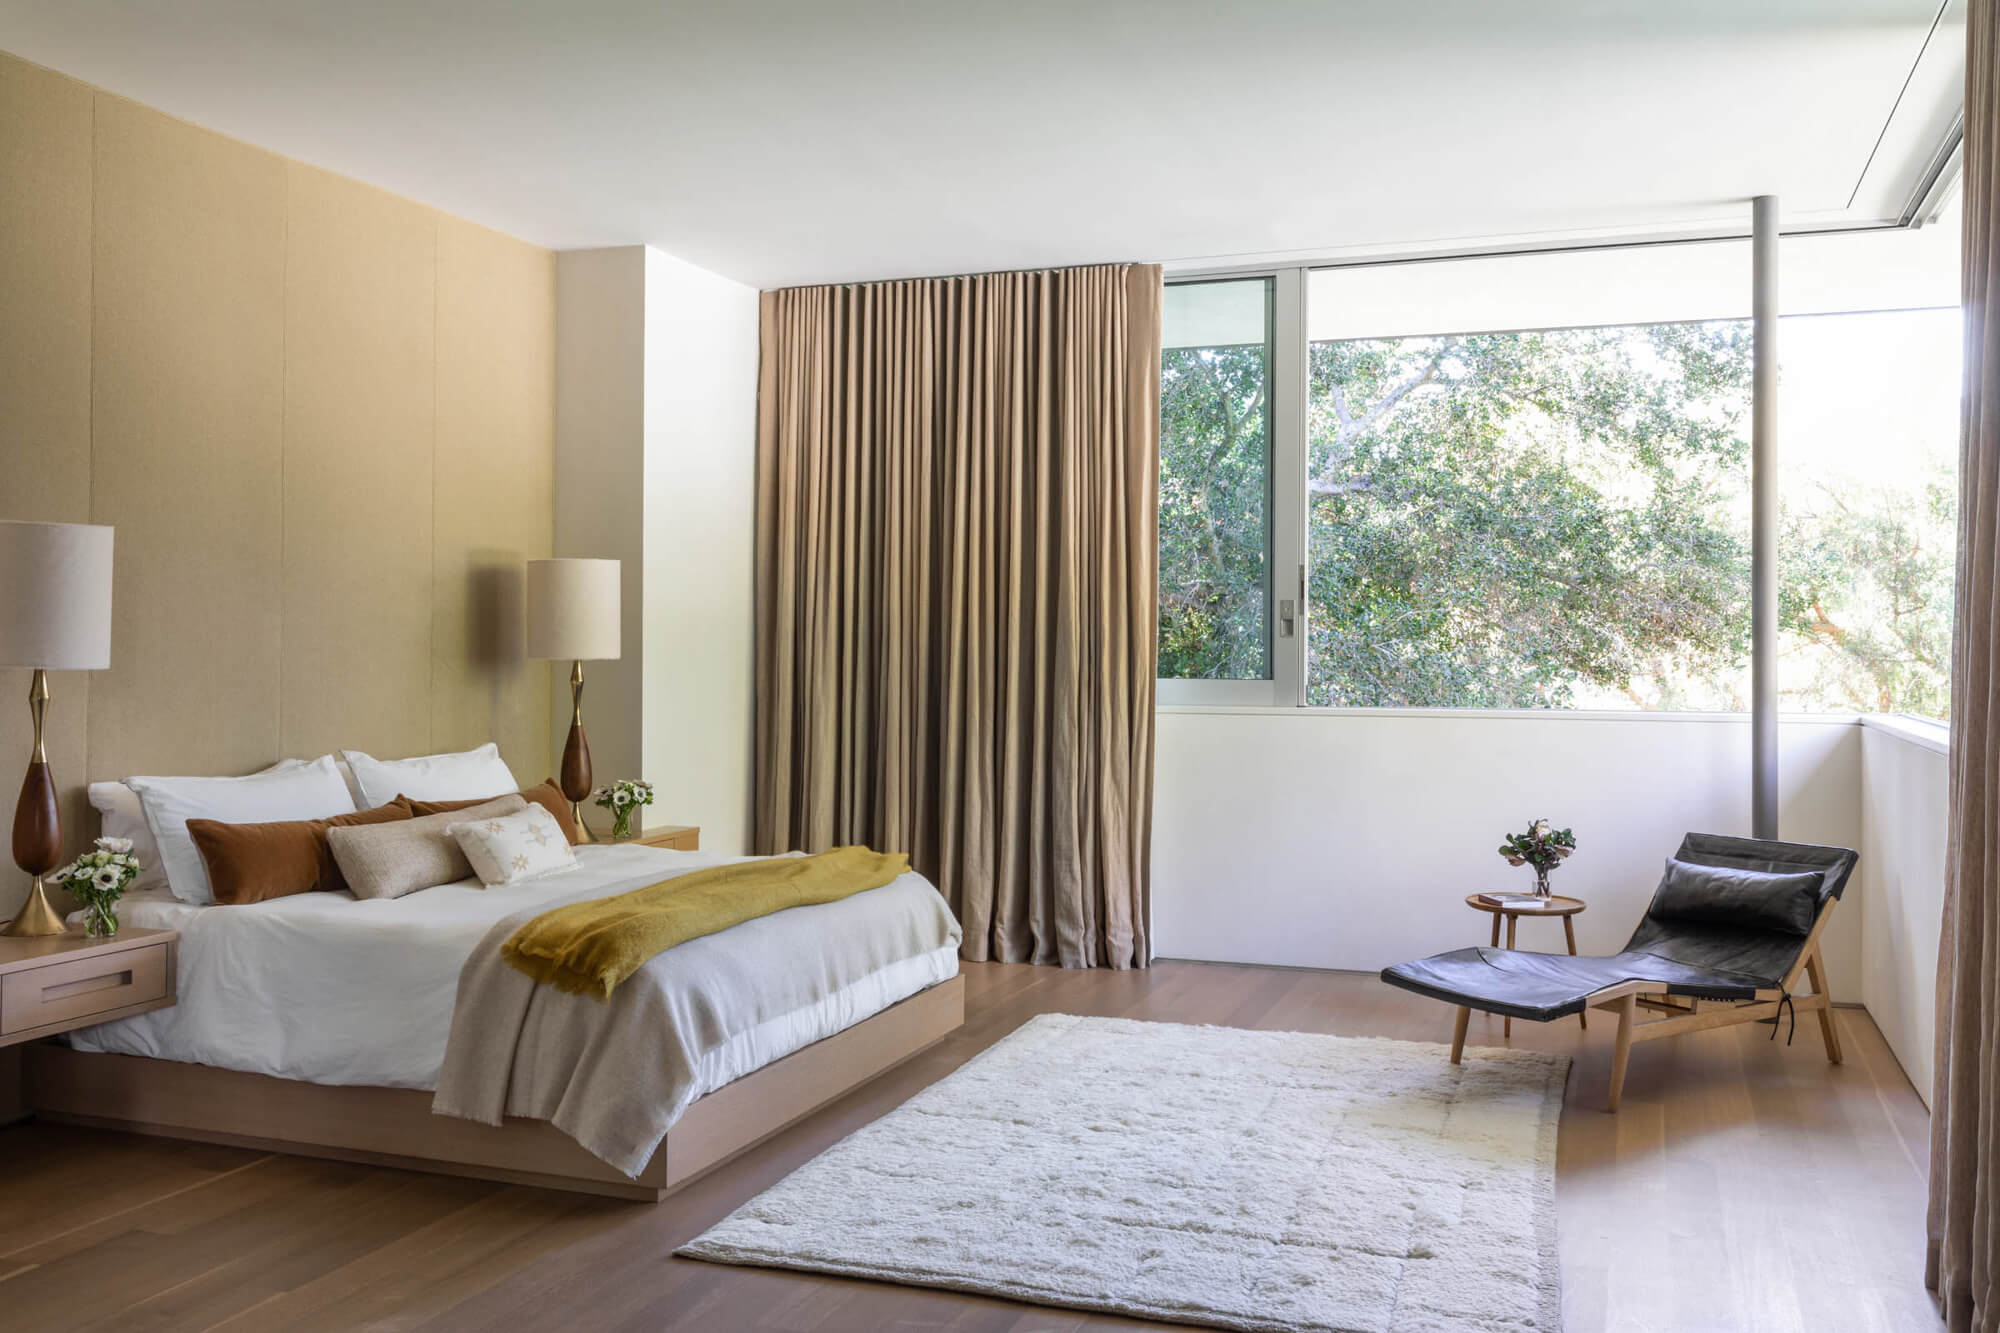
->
128, 756, 358, 905
87, 782, 167, 894
448, 804, 579, 887
267, 754, 368, 807
340, 743, 518, 809
89, 755, 306, 897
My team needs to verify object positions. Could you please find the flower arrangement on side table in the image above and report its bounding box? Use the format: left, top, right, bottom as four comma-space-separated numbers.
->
593, 778, 654, 841
53, 836, 144, 937
1497, 819, 1576, 898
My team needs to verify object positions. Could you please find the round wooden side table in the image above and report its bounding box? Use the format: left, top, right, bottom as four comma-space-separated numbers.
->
1464, 893, 1589, 1036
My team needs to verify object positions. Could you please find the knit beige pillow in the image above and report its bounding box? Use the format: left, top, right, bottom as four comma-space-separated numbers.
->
327, 794, 527, 900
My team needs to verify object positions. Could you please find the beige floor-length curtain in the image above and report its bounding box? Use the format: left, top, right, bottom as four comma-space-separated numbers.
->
753, 263, 1161, 968
1932, 5, 2000, 1328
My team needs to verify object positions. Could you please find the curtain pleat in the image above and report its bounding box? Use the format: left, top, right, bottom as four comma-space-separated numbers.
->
753, 263, 1160, 968
1932, 6, 2000, 1328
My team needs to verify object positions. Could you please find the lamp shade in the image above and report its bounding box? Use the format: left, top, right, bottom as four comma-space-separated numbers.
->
525, 558, 621, 661
0, 520, 114, 670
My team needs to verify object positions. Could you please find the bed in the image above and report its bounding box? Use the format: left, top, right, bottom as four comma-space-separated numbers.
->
27, 843, 966, 1200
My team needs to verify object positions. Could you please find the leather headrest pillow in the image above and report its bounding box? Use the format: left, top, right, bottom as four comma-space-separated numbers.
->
1645, 857, 1824, 937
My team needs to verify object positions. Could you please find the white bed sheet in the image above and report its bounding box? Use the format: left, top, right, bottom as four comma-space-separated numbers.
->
70, 844, 962, 1095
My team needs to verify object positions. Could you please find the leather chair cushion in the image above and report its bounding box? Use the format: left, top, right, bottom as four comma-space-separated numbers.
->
1644, 856, 1823, 937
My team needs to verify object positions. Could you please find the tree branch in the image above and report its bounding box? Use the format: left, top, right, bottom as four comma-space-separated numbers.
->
1310, 343, 1453, 497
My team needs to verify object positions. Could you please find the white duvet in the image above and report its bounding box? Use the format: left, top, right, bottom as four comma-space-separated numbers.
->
71, 844, 963, 1094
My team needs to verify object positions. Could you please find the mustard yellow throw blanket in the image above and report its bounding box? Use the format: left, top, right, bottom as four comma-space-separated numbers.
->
502, 846, 910, 1000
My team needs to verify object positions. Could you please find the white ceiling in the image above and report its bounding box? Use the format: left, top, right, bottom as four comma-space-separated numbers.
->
0, 1, 1965, 288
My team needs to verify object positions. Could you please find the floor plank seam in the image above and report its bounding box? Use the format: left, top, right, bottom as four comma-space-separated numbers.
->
1, 1151, 280, 1261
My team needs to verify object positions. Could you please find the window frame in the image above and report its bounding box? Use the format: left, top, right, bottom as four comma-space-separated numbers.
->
1156, 267, 1308, 708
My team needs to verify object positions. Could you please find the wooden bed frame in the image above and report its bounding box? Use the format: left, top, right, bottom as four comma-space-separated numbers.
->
24, 973, 965, 1202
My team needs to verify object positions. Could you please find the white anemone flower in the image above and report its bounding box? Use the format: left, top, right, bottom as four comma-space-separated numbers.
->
91, 866, 122, 892
97, 836, 134, 854
612, 789, 631, 807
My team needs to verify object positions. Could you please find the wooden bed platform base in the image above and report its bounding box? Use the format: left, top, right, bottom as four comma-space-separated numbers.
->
24, 973, 965, 1202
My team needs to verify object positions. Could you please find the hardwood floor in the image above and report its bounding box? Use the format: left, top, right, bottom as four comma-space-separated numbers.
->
0, 960, 1939, 1332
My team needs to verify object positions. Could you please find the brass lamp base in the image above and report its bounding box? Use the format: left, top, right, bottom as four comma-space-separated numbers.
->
3, 877, 66, 937
572, 802, 597, 844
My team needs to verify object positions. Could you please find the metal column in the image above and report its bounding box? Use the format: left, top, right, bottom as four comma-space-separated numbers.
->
1751, 196, 1778, 839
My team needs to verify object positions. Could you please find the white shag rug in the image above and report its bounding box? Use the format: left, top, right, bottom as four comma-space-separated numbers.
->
680, 1012, 1570, 1333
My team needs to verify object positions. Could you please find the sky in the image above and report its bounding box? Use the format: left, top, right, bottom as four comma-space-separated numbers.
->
1778, 307, 1960, 488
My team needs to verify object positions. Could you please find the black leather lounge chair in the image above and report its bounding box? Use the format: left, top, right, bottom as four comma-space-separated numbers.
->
1381, 833, 1858, 1110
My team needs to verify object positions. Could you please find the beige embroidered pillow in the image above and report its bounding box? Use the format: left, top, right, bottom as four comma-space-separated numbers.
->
327, 794, 528, 900
448, 804, 579, 887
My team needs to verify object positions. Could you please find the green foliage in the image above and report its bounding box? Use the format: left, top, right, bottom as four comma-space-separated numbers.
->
1159, 344, 1270, 680
1779, 464, 1955, 716
1305, 324, 1752, 708
1157, 315, 1957, 718
1498, 819, 1576, 872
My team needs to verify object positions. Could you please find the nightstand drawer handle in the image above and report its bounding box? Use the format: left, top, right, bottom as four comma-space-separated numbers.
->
43, 970, 131, 1002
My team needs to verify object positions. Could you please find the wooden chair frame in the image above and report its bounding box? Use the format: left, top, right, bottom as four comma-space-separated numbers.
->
1446, 896, 1843, 1111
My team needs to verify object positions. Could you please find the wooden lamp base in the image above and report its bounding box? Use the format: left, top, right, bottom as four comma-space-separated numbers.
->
559, 659, 596, 844
8, 670, 68, 937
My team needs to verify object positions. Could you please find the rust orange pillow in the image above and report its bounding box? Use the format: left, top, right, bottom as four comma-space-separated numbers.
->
405, 779, 579, 845
188, 798, 414, 905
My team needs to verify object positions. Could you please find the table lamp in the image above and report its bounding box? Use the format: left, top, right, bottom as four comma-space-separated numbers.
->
525, 558, 621, 842
0, 521, 114, 936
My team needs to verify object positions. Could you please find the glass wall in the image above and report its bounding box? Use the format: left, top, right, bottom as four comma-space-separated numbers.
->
1307, 320, 1751, 709
1160, 225, 1961, 719
1776, 308, 1959, 718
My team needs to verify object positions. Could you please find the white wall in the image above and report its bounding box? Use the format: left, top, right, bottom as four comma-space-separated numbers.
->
641, 248, 759, 853
1860, 716, 1948, 1105
553, 245, 759, 850
1152, 708, 1865, 1000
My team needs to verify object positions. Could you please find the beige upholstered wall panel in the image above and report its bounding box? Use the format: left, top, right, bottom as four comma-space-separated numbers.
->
280, 164, 437, 762
0, 50, 556, 915
0, 54, 92, 915
432, 215, 556, 783
86, 93, 287, 783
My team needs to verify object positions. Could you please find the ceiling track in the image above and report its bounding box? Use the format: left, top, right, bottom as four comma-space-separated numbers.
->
1901, 113, 1965, 227
1167, 216, 1920, 282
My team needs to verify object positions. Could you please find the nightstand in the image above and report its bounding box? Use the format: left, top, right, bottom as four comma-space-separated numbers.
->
0, 928, 177, 1048
587, 824, 700, 851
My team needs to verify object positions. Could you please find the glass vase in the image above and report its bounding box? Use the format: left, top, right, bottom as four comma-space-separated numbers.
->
81, 900, 120, 938
1533, 864, 1553, 898
610, 807, 636, 840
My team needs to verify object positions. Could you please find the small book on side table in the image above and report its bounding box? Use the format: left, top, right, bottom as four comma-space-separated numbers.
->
1474, 892, 1556, 910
